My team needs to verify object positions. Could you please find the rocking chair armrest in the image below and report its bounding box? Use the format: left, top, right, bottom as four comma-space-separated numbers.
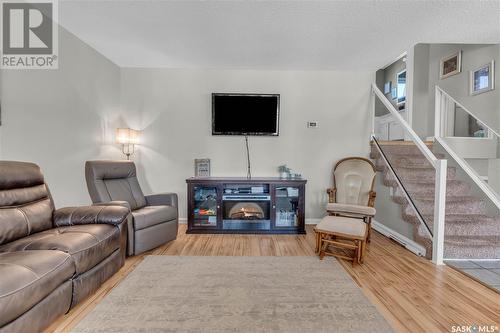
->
326, 188, 337, 203
368, 190, 377, 207
326, 202, 376, 217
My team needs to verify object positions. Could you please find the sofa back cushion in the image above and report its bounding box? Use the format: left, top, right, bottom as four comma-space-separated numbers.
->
0, 161, 55, 245
85, 160, 146, 211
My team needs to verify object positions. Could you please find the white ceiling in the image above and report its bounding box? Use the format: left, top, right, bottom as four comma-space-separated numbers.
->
59, 0, 500, 70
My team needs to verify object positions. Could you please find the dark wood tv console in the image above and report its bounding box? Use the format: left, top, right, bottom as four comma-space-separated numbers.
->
186, 177, 306, 234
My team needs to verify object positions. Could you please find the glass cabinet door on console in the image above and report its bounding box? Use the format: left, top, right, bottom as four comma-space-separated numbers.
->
192, 186, 218, 228
273, 186, 301, 230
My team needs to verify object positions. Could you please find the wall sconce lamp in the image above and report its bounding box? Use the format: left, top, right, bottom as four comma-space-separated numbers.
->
116, 128, 140, 160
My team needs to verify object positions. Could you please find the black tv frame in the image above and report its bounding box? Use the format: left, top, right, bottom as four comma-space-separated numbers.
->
211, 93, 280, 136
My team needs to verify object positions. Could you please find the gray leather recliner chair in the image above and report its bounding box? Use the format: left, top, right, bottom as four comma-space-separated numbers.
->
85, 160, 178, 256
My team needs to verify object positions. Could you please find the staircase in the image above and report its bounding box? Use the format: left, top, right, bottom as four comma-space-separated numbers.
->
371, 142, 500, 260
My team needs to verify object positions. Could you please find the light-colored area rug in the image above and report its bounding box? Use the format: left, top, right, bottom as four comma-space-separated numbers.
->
72, 256, 393, 333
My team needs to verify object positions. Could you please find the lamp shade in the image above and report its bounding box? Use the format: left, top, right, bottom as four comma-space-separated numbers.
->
116, 128, 140, 144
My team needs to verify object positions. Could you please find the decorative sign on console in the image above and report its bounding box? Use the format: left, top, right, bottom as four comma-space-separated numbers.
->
194, 159, 211, 177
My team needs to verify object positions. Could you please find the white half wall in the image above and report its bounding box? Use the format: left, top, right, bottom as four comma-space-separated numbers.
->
0, 27, 129, 208
120, 69, 374, 219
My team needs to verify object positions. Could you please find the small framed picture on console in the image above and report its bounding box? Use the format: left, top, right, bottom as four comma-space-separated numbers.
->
195, 159, 211, 177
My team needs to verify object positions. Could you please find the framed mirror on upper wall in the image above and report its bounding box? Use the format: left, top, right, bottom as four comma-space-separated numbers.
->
396, 70, 407, 106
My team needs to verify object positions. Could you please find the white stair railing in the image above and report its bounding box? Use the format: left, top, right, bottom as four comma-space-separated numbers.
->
435, 86, 500, 211
372, 83, 447, 265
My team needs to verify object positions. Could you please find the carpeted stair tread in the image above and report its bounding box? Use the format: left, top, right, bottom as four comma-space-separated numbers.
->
413, 229, 500, 260
388, 165, 456, 175
382, 167, 456, 184
416, 217, 500, 237
370, 150, 445, 160
403, 212, 491, 227
403, 197, 486, 216
444, 236, 500, 259
445, 235, 500, 245
375, 155, 446, 171
372, 144, 435, 153
371, 142, 442, 152
374, 155, 438, 169
416, 214, 489, 224
376, 163, 451, 174
376, 163, 437, 172
393, 181, 471, 198
393, 192, 481, 205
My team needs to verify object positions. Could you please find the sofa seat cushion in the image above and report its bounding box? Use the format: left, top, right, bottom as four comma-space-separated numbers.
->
0, 224, 120, 274
132, 205, 177, 231
0, 250, 75, 327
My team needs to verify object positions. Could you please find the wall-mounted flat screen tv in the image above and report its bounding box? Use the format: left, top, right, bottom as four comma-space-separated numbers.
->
212, 93, 280, 136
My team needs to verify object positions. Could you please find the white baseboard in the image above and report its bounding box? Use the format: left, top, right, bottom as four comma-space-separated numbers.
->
372, 220, 426, 257
305, 218, 321, 225
179, 218, 187, 224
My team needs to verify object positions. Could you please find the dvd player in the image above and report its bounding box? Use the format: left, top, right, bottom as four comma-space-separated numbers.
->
222, 194, 271, 201
223, 184, 267, 195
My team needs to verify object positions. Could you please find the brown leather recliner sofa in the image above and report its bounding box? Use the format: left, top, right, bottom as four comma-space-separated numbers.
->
0, 161, 131, 333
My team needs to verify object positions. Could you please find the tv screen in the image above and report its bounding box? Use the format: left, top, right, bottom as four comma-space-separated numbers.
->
212, 94, 280, 136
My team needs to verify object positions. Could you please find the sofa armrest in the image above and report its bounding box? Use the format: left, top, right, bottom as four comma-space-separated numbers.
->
91, 201, 134, 256
145, 193, 178, 208
93, 200, 131, 210
326, 202, 376, 217
53, 205, 130, 227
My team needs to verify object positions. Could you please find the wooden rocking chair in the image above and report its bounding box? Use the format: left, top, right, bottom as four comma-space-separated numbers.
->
314, 157, 377, 265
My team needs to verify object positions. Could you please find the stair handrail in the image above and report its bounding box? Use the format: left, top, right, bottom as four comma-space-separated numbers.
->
372, 83, 440, 168
372, 83, 447, 265
435, 85, 500, 211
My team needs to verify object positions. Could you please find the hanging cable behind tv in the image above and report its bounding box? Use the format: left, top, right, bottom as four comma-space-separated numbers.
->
245, 135, 251, 179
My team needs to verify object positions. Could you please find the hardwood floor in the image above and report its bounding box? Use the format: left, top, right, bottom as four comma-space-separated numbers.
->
45, 225, 500, 333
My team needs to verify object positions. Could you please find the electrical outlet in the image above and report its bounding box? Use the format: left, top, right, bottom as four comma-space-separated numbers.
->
307, 121, 319, 128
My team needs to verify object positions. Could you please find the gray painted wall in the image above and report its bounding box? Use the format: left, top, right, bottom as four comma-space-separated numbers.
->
120, 68, 374, 219
412, 43, 500, 138
412, 44, 431, 138
0, 27, 127, 208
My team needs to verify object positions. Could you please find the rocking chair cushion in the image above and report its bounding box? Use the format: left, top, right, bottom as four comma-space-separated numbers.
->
326, 202, 376, 216
315, 216, 367, 238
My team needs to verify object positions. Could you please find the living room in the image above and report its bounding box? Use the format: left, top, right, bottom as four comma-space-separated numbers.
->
0, 1, 499, 333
